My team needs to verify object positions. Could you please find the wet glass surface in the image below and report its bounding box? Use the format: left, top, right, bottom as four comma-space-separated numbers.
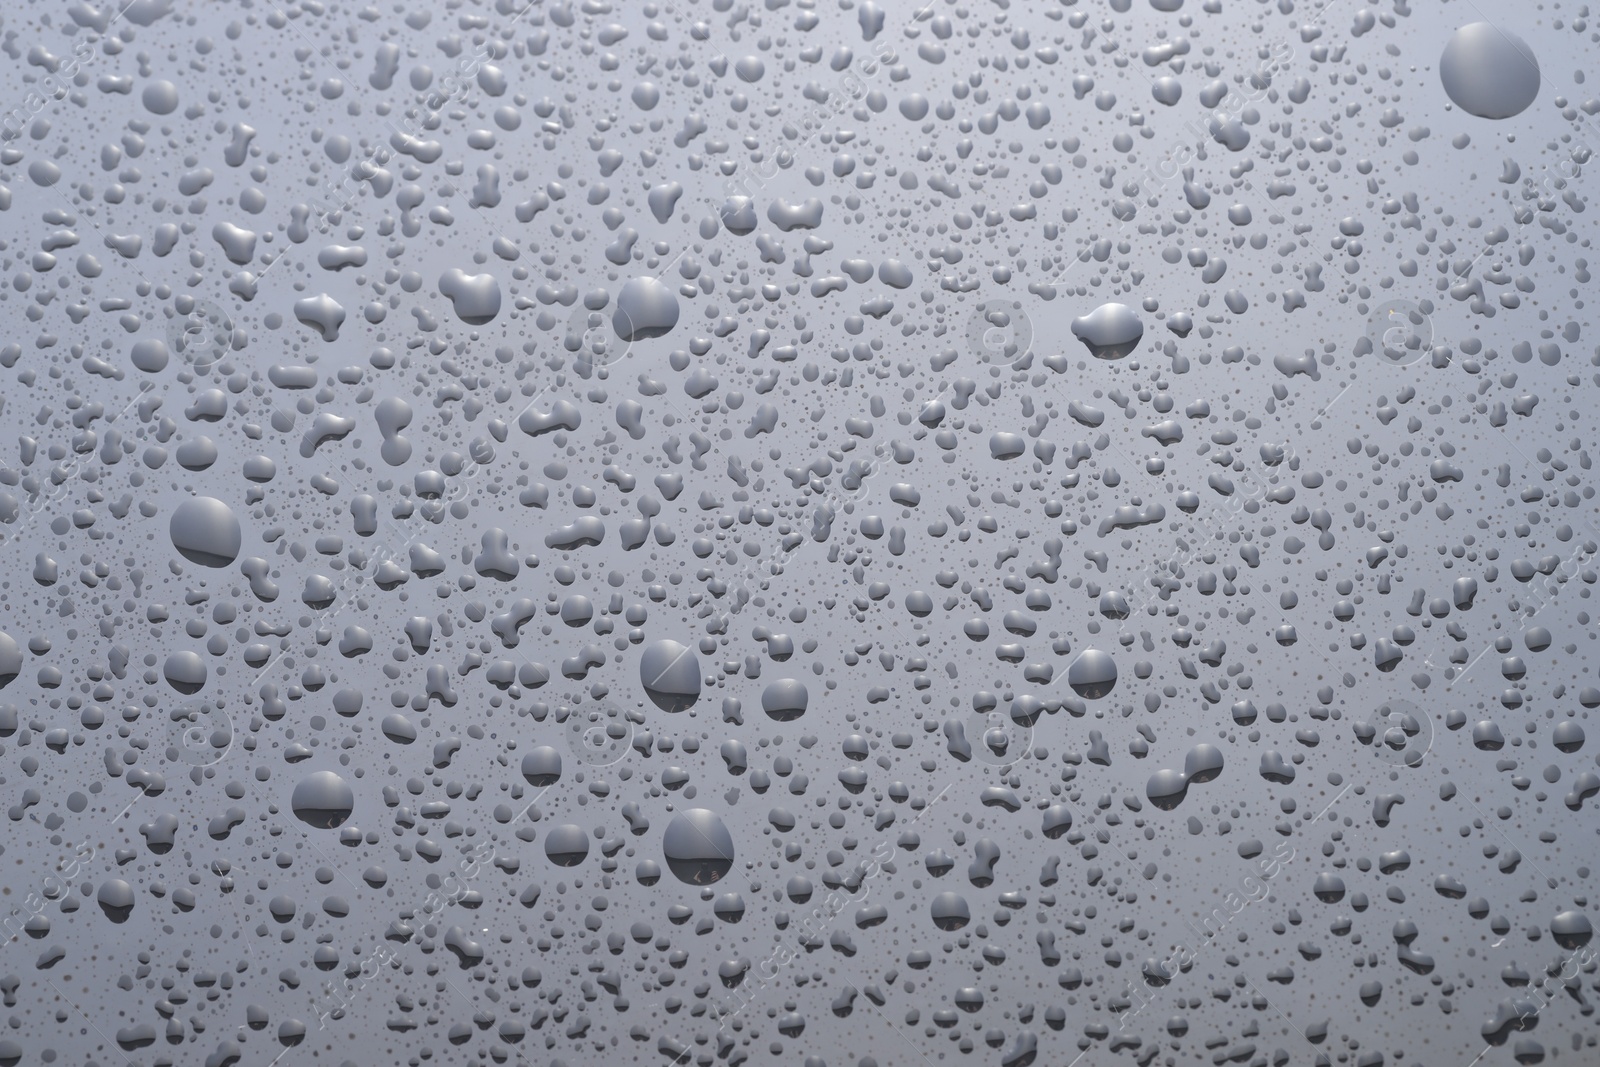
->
0, 2, 1595, 1066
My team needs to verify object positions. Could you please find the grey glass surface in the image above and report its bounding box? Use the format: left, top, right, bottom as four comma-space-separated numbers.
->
0, 1, 1595, 1066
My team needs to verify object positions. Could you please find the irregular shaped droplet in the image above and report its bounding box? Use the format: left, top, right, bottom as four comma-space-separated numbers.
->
766, 198, 825, 231
300, 412, 358, 458
438, 269, 502, 324
717, 197, 758, 234
1071, 302, 1143, 359
374, 396, 413, 465
519, 399, 583, 437
97, 879, 136, 922
647, 182, 684, 223
294, 293, 346, 341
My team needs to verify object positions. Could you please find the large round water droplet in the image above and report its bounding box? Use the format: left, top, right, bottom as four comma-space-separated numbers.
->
544, 824, 590, 867
663, 809, 735, 885
438, 269, 502, 324
930, 891, 971, 930
1041, 804, 1074, 839
1312, 872, 1346, 903
1440, 23, 1539, 119
170, 496, 242, 567
1067, 650, 1118, 699
640, 640, 701, 712
761, 678, 810, 721
1552, 720, 1585, 753
521, 746, 562, 786
142, 79, 179, 115
292, 771, 355, 829
163, 651, 208, 694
